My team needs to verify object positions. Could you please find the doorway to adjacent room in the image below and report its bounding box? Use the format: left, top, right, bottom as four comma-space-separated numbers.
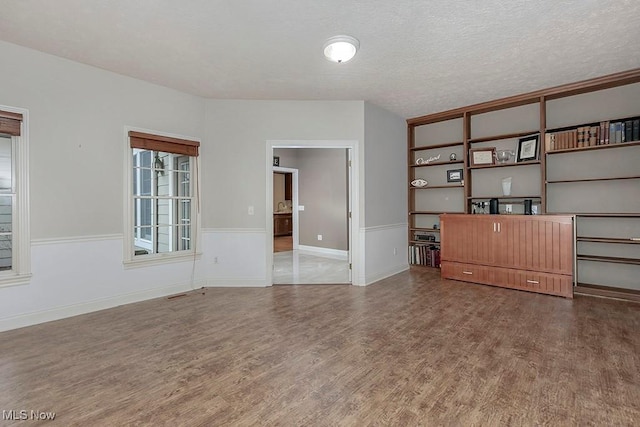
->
267, 141, 358, 285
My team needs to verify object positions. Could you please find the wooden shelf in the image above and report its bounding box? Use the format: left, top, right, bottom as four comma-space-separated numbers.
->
577, 237, 640, 244
410, 211, 461, 215
575, 283, 640, 303
410, 184, 464, 190
410, 227, 441, 233
410, 141, 463, 151
546, 176, 640, 184
577, 255, 640, 266
468, 195, 541, 201
468, 130, 539, 144
573, 213, 640, 218
547, 213, 639, 217
411, 160, 464, 168
469, 160, 540, 169
546, 140, 640, 155
409, 240, 440, 245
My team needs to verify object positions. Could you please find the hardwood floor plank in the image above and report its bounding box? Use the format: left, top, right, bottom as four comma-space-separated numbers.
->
1, 268, 639, 425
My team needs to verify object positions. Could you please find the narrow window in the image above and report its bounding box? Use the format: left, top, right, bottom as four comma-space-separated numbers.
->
126, 131, 199, 263
0, 107, 30, 286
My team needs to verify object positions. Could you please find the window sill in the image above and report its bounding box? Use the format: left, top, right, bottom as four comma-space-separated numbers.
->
123, 251, 202, 269
0, 273, 32, 288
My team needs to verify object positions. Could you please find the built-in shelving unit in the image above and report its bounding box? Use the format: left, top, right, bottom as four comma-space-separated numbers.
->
407, 68, 640, 300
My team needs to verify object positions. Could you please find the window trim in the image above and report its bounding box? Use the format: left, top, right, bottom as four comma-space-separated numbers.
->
123, 127, 201, 268
0, 105, 31, 287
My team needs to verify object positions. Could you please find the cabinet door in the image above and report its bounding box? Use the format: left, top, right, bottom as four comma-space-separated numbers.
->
441, 214, 496, 265
494, 216, 573, 275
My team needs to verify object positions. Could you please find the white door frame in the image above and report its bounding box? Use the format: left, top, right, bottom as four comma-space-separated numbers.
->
266, 140, 360, 286
272, 166, 299, 249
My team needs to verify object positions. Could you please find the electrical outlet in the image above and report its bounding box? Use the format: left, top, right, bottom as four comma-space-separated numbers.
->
505, 204, 513, 214
317, 234, 323, 241
248, 206, 254, 215
213, 257, 218, 264
393, 248, 397, 255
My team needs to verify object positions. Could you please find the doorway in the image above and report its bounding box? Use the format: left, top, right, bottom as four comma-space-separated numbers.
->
266, 141, 359, 285
273, 167, 297, 253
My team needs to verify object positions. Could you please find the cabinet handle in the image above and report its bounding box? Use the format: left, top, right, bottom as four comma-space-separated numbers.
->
526, 280, 539, 284
493, 223, 497, 232
463, 271, 473, 275
497, 223, 501, 233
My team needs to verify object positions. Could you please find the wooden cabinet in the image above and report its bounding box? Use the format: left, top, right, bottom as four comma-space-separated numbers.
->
440, 214, 574, 298
274, 214, 292, 236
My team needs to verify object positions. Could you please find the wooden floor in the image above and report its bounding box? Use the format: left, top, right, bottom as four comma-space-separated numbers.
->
274, 235, 293, 252
1, 268, 639, 426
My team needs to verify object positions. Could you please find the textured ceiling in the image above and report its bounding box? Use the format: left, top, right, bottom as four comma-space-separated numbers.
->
1, 0, 639, 119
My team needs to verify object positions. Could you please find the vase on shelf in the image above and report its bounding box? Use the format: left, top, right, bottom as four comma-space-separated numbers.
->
502, 177, 512, 196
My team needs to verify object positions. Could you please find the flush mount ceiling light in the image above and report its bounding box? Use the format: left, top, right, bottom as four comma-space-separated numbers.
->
323, 35, 359, 63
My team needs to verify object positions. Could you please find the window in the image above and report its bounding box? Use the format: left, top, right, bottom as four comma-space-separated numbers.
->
0, 107, 30, 286
125, 130, 200, 265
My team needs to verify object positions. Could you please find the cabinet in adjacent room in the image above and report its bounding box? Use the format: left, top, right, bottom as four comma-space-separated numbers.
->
274, 214, 292, 236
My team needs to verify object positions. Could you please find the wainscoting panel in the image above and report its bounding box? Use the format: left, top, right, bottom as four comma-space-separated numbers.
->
361, 223, 409, 285
202, 229, 268, 287
1, 236, 203, 332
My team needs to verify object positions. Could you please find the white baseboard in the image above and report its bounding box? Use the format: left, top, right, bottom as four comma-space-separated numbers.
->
0, 281, 201, 333
298, 245, 349, 260
364, 264, 410, 286
206, 278, 268, 287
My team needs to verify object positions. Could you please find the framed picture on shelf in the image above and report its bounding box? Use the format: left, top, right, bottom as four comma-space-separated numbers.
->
447, 169, 463, 182
516, 135, 539, 162
469, 147, 496, 166
273, 156, 280, 166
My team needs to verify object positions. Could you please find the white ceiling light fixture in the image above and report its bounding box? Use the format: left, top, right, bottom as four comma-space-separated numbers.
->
323, 35, 359, 63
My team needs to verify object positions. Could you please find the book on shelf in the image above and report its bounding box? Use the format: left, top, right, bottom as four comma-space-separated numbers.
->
546, 117, 639, 152
625, 120, 633, 142
409, 244, 440, 267
589, 125, 598, 146
577, 127, 585, 147
615, 122, 623, 143
609, 122, 616, 143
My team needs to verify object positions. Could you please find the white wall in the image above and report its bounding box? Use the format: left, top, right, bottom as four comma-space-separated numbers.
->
0, 40, 208, 331
0, 41, 409, 331
361, 102, 408, 283
202, 100, 365, 285
202, 100, 364, 229
0, 41, 206, 239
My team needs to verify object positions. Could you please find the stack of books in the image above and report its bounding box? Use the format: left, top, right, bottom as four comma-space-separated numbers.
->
409, 245, 440, 267
545, 117, 639, 151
